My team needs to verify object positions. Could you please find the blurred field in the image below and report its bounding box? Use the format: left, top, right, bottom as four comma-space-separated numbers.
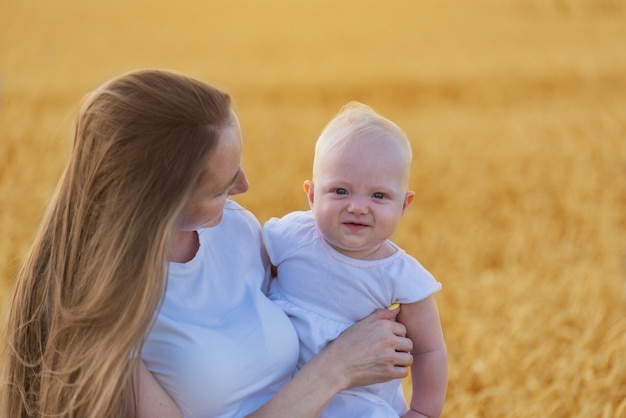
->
2, 0, 626, 416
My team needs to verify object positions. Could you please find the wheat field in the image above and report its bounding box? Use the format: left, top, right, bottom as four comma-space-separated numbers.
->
1, 0, 626, 416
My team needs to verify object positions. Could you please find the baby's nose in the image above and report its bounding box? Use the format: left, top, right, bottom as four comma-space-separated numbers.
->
347, 196, 369, 214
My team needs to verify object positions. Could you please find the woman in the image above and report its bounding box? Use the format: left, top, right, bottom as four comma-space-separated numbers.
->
1, 69, 413, 417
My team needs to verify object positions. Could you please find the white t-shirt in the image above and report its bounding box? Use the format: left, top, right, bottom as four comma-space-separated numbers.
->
143, 201, 299, 418
264, 210, 442, 418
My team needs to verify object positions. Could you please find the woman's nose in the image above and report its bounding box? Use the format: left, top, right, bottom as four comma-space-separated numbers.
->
229, 169, 249, 196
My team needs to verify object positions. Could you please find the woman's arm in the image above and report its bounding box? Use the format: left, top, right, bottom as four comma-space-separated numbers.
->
129, 309, 412, 418
246, 308, 413, 418
398, 296, 448, 418
126, 361, 183, 418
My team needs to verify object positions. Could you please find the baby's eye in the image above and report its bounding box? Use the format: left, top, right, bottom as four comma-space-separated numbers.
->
334, 188, 348, 195
372, 192, 385, 200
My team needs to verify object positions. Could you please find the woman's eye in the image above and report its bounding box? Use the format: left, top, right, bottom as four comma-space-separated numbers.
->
213, 188, 229, 198
335, 188, 348, 195
372, 192, 385, 199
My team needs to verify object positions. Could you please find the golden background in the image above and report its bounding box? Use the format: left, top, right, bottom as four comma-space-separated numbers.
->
1, 0, 626, 416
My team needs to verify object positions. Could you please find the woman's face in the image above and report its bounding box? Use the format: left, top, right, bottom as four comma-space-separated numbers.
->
179, 113, 249, 231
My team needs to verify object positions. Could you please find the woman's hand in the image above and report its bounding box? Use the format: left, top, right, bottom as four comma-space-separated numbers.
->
323, 307, 414, 389
246, 308, 412, 418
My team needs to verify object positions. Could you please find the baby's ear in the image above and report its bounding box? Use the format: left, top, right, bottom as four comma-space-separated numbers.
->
401, 191, 415, 215
303, 180, 315, 208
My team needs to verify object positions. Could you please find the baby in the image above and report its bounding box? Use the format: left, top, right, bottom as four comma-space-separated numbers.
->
264, 102, 447, 418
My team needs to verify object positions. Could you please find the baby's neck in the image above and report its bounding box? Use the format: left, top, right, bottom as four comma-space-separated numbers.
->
331, 240, 397, 260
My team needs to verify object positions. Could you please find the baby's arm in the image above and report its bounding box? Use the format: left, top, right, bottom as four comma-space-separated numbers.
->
397, 295, 448, 418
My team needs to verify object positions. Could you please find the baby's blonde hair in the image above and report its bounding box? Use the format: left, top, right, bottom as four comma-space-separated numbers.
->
313, 102, 412, 185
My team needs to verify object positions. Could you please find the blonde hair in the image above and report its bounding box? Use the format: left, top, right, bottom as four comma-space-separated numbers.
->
312, 101, 412, 184
1, 69, 232, 417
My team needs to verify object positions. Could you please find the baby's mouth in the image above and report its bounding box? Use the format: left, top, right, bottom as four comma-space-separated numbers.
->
343, 221, 369, 229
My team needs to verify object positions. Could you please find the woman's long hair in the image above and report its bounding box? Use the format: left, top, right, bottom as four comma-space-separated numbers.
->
1, 69, 232, 417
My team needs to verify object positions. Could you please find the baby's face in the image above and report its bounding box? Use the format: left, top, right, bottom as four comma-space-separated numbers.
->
307, 138, 413, 259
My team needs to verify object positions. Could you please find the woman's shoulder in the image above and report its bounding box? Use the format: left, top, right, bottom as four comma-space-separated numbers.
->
224, 200, 259, 223
222, 200, 261, 230
198, 200, 261, 241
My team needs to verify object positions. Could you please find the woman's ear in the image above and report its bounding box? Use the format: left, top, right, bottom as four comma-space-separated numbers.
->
303, 180, 315, 208
401, 191, 415, 216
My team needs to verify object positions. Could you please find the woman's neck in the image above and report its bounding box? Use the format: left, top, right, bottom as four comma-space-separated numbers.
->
169, 230, 200, 263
